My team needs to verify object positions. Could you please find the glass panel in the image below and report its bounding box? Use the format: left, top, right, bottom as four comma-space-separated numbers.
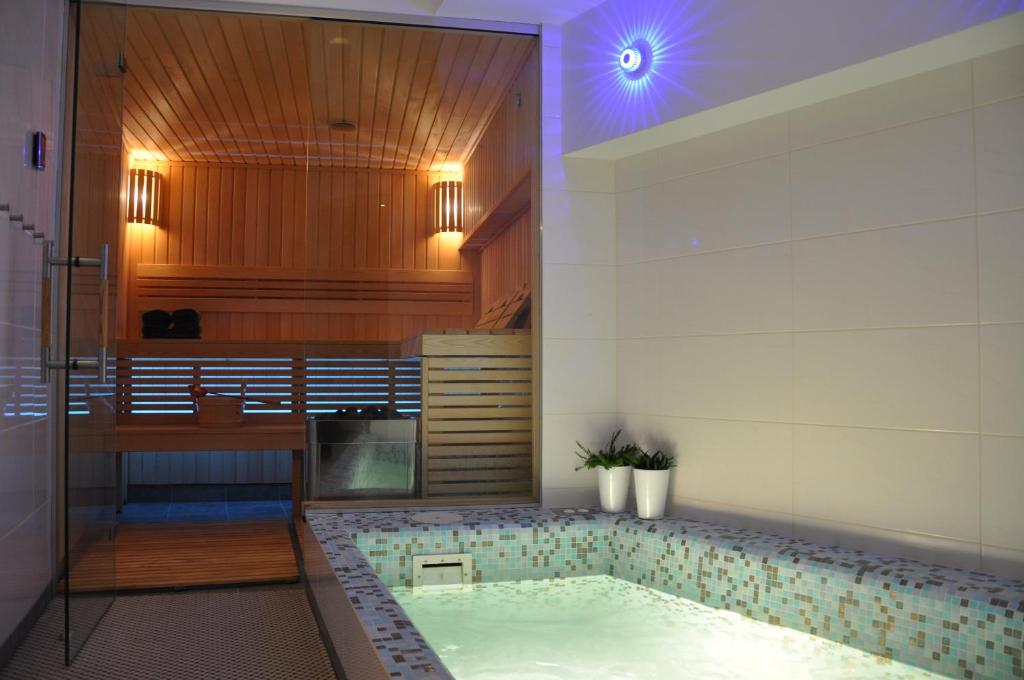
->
62, 0, 126, 664
300, 18, 540, 505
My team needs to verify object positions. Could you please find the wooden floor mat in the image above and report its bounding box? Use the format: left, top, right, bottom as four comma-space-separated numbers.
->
69, 521, 299, 591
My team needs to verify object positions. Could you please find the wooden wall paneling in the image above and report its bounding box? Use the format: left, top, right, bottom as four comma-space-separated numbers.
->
462, 46, 538, 234
123, 162, 472, 341
479, 212, 531, 313
461, 43, 539, 325
445, 39, 531, 172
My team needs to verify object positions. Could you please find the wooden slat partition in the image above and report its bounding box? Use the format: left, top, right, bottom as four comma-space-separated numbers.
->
419, 330, 532, 498
115, 344, 421, 424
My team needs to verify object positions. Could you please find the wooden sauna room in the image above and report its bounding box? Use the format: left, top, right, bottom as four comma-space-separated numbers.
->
67, 5, 539, 589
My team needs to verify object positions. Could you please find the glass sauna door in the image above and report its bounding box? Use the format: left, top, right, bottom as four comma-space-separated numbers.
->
299, 18, 539, 505
58, 0, 126, 664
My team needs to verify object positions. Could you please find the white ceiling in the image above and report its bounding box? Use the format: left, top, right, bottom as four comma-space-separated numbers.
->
148, 0, 605, 26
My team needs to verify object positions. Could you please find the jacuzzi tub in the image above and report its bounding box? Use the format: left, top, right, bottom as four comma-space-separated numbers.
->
302, 508, 1024, 679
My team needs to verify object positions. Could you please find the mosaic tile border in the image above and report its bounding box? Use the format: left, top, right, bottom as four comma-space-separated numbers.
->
307, 508, 1024, 680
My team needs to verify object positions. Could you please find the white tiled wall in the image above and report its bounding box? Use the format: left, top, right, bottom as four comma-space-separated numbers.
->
0, 0, 63, 649
539, 25, 618, 508
611, 45, 1024, 579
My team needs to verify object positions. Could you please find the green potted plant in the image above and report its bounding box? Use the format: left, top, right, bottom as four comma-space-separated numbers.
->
575, 430, 639, 513
632, 449, 676, 519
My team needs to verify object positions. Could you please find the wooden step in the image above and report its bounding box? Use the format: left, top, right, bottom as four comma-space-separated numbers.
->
67, 521, 299, 592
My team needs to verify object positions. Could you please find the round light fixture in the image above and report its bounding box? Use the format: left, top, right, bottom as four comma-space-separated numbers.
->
619, 46, 643, 73
618, 40, 652, 79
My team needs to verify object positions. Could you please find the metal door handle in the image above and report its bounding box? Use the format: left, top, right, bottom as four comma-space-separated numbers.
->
41, 241, 110, 384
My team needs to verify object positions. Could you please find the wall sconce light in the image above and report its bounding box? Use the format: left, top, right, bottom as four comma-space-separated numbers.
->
619, 40, 652, 79
433, 180, 463, 233
127, 168, 162, 226
619, 46, 642, 73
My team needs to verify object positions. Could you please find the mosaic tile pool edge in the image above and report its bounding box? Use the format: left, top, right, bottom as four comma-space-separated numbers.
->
308, 509, 1024, 680
609, 517, 1023, 680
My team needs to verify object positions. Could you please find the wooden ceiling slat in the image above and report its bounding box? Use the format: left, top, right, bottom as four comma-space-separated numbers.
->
320, 22, 348, 165
218, 16, 283, 164
167, 13, 250, 162
390, 30, 446, 171
454, 40, 540, 173
122, 8, 535, 169
262, 20, 306, 151
368, 28, 404, 171
303, 21, 329, 163
239, 17, 289, 135
129, 12, 226, 163
380, 30, 423, 170
198, 15, 278, 164
122, 88, 185, 162
404, 32, 466, 170
339, 24, 364, 167
407, 33, 476, 171
163, 16, 244, 161
443, 39, 530, 172
356, 26, 384, 169
421, 35, 493, 173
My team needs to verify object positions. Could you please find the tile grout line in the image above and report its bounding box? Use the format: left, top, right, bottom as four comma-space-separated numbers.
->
615, 88, 1024, 195
616, 319, 1024, 340
622, 104, 976, 194
786, 110, 796, 537
970, 60, 984, 571
616, 209, 1024, 267
612, 410, 1024, 438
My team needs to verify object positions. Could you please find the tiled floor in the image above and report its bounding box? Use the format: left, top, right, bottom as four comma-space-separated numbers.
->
0, 586, 336, 680
119, 501, 292, 524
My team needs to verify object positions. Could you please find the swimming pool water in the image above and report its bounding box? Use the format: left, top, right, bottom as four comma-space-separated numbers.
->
392, 575, 945, 680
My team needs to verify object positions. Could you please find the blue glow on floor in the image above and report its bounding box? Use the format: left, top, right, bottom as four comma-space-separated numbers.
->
119, 500, 292, 524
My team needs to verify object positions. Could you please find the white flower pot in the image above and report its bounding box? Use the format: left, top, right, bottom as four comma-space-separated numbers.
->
633, 469, 671, 519
597, 466, 632, 513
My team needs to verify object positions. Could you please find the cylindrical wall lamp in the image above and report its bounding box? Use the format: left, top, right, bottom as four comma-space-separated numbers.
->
127, 168, 162, 226
432, 180, 463, 233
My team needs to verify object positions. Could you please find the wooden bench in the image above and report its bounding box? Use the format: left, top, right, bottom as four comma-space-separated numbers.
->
114, 321, 537, 510
113, 339, 420, 520
131, 264, 474, 317
474, 284, 530, 330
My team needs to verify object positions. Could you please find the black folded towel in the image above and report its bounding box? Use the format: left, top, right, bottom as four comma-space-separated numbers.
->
142, 309, 172, 327
171, 308, 201, 324
141, 309, 173, 338
168, 325, 202, 339
141, 309, 201, 339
